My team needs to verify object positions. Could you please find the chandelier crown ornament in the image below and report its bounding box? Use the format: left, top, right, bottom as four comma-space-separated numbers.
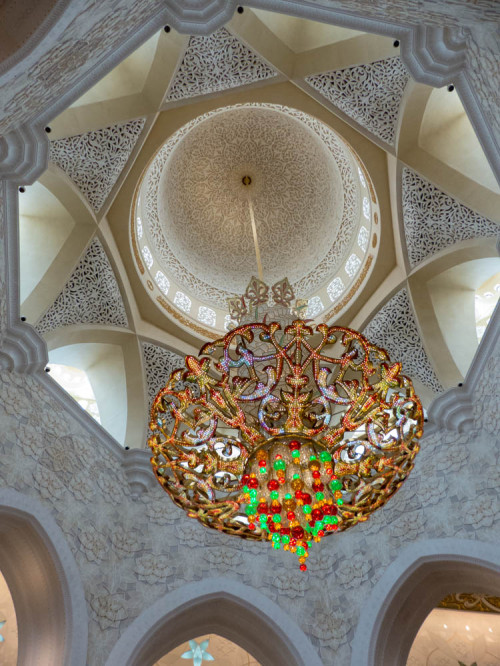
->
148, 304, 424, 570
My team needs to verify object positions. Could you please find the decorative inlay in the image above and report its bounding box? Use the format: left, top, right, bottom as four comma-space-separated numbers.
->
50, 118, 145, 213
141, 246, 153, 270
197, 306, 216, 327
358, 167, 366, 188
140, 103, 365, 309
327, 277, 345, 302
363, 288, 443, 393
345, 254, 361, 278
173, 291, 191, 313
156, 296, 218, 341
36, 237, 128, 335
438, 593, 500, 614
165, 27, 277, 102
402, 168, 500, 267
358, 226, 369, 252
141, 342, 184, 409
362, 197, 370, 219
136, 217, 143, 240
154, 271, 170, 296
322, 255, 373, 321
306, 56, 409, 145
306, 296, 324, 319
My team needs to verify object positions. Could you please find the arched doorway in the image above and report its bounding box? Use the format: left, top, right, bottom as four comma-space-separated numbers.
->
0, 489, 87, 665
106, 578, 322, 666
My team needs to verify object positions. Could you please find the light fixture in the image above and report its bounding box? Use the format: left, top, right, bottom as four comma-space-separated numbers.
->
148, 276, 423, 570
181, 638, 214, 666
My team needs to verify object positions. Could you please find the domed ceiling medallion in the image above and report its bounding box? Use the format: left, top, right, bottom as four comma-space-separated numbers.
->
148, 280, 423, 570
132, 103, 379, 337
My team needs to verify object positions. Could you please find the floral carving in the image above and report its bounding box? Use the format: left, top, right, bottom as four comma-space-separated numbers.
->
166, 28, 277, 102
271, 572, 306, 599
110, 528, 142, 559
402, 168, 500, 267
463, 495, 499, 529
334, 553, 372, 588
50, 118, 145, 212
78, 524, 109, 563
32, 464, 66, 501
135, 553, 172, 584
204, 547, 243, 571
35, 238, 128, 334
389, 510, 426, 541
363, 288, 444, 393
17, 422, 48, 460
90, 589, 128, 630
142, 492, 180, 526
69, 471, 96, 503
306, 56, 410, 144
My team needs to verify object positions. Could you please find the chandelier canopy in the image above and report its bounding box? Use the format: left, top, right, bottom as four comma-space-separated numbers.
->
148, 283, 423, 570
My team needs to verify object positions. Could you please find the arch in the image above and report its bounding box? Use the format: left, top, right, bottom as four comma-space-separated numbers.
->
106, 577, 323, 666
351, 538, 500, 666
0, 488, 87, 665
46, 328, 146, 448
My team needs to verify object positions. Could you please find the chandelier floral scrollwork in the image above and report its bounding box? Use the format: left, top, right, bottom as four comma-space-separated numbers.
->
148, 320, 423, 569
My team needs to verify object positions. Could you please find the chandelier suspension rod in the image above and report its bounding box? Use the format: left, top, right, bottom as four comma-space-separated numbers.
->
247, 193, 264, 282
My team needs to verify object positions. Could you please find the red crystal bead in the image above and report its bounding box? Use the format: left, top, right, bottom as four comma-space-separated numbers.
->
248, 478, 258, 489
289, 440, 301, 451
295, 490, 303, 500
318, 530, 325, 537
267, 479, 279, 491
278, 477, 286, 484
312, 470, 321, 479
280, 527, 291, 536
312, 481, 324, 492
257, 503, 268, 514
302, 493, 312, 505
259, 460, 266, 467
312, 508, 324, 521
299, 564, 307, 571
291, 526, 304, 539
242, 474, 250, 484
249, 523, 255, 530
287, 511, 295, 520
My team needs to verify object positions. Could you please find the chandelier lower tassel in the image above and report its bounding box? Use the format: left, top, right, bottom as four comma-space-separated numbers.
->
148, 282, 423, 570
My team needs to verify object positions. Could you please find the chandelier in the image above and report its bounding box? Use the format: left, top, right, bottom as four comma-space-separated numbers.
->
148, 273, 423, 570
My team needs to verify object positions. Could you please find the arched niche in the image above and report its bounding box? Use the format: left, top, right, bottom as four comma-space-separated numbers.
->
419, 87, 499, 195
106, 578, 323, 666
427, 256, 500, 376
351, 538, 500, 666
408, 241, 500, 384
0, 489, 87, 666
20, 167, 96, 324
46, 329, 146, 448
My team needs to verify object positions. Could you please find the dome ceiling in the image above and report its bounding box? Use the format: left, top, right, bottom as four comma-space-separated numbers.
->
17, 9, 498, 439
136, 103, 374, 321
157, 106, 342, 292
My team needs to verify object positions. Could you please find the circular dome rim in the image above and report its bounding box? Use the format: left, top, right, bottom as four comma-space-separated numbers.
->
131, 103, 379, 338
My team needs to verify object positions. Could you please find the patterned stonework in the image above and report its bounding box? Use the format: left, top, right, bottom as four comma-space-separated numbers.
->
0, 335, 498, 666
363, 288, 444, 393
141, 341, 184, 408
306, 56, 410, 145
50, 118, 145, 213
165, 27, 277, 102
140, 103, 363, 309
35, 238, 129, 335
402, 168, 500, 267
